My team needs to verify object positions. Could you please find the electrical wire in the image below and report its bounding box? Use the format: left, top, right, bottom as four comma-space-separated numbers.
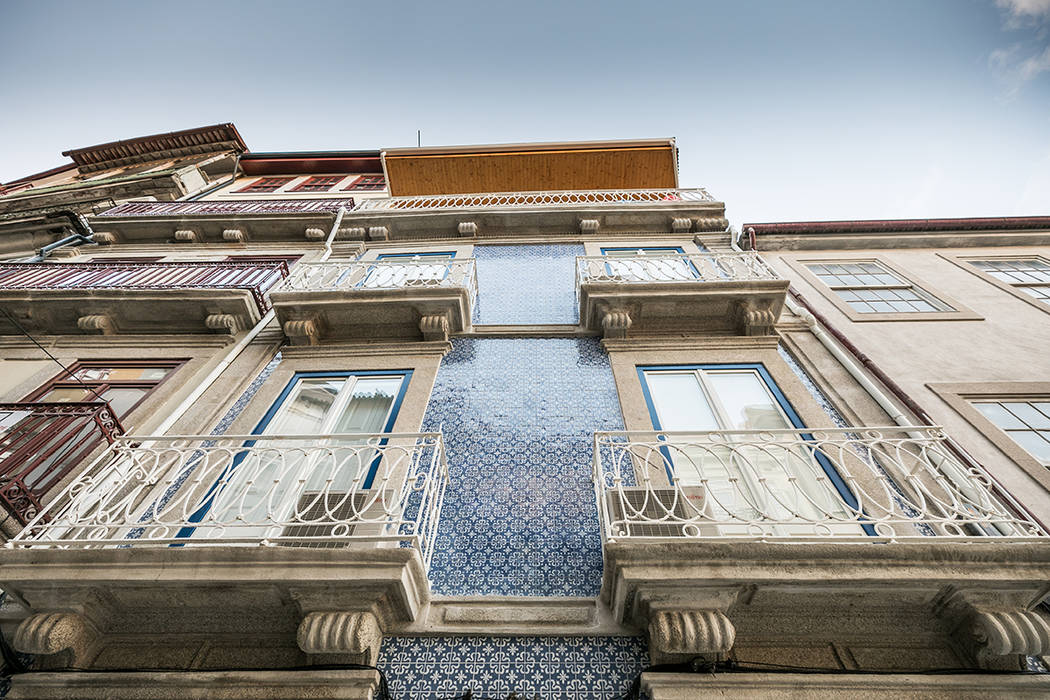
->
0, 306, 109, 404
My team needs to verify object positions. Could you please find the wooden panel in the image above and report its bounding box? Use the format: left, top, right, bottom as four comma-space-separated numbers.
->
385, 146, 676, 196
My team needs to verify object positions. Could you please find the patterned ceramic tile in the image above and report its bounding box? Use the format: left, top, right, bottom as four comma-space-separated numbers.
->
379, 635, 648, 699
473, 244, 583, 324
423, 338, 623, 596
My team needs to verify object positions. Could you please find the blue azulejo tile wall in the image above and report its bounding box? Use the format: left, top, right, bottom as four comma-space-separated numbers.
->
473, 244, 583, 325
379, 635, 648, 699
423, 337, 623, 596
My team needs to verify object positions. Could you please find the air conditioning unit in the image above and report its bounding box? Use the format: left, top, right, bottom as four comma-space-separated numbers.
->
604, 486, 720, 538
280, 490, 396, 548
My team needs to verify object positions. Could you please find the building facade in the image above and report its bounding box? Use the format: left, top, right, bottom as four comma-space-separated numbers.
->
0, 126, 1048, 699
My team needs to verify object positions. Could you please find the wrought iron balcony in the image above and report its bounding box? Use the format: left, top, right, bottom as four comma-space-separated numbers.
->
593, 427, 1045, 543
0, 260, 289, 335
575, 252, 789, 337
99, 198, 356, 217
269, 259, 478, 344
12, 432, 449, 566
0, 401, 124, 527
354, 187, 714, 212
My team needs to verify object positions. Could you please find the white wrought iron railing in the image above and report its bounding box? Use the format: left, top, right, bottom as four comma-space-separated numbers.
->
9, 433, 450, 569
594, 428, 1046, 543
354, 188, 715, 212
576, 252, 782, 288
274, 258, 478, 303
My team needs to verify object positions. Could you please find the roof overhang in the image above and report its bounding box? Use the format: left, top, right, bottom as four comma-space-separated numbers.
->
381, 138, 678, 196
62, 123, 248, 173
240, 151, 383, 176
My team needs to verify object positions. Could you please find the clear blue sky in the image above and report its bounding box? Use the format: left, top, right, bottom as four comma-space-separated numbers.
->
1, 0, 1048, 225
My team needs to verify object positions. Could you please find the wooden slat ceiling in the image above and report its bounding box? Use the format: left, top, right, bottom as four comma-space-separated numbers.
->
383, 141, 677, 197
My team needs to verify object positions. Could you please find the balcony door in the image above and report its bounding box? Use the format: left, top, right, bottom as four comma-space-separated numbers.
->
183, 371, 411, 542
638, 365, 861, 535
363, 252, 456, 288
600, 247, 698, 282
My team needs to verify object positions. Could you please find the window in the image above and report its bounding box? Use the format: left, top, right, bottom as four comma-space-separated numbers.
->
973, 400, 1050, 466
969, 259, 1050, 305
291, 176, 345, 193
235, 177, 293, 194
26, 361, 182, 418
637, 364, 859, 533
806, 261, 952, 313
363, 252, 457, 288
343, 175, 386, 191
600, 247, 697, 281
179, 370, 412, 541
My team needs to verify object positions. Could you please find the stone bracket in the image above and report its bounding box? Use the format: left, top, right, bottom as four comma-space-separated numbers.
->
579, 219, 600, 234
368, 226, 389, 241
297, 611, 381, 665
419, 312, 451, 342
14, 612, 99, 668
601, 308, 632, 340
457, 221, 478, 237
173, 229, 199, 243
734, 299, 777, 336
283, 317, 323, 346
204, 313, 240, 334
935, 586, 1050, 667
304, 227, 326, 241
648, 609, 736, 665
77, 314, 115, 335
221, 228, 245, 243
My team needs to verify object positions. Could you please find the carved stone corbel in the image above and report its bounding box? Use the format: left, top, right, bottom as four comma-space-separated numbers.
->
77, 314, 115, 335
173, 229, 199, 243
344, 227, 367, 240
458, 221, 478, 237
297, 611, 382, 665
14, 612, 99, 668
969, 610, 1050, 662
92, 231, 117, 245
648, 609, 736, 664
368, 226, 389, 241
695, 217, 729, 232
419, 312, 451, 342
283, 318, 323, 346
579, 219, 600, 234
734, 299, 777, 336
671, 217, 693, 233
601, 309, 632, 340
304, 227, 326, 241
204, 313, 239, 333
222, 228, 245, 243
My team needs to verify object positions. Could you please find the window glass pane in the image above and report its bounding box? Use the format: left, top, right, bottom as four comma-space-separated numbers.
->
266, 379, 343, 435
1005, 403, 1050, 429
705, 372, 792, 430
1008, 431, 1050, 463
975, 402, 1026, 429
332, 377, 401, 434
644, 372, 718, 431
38, 387, 93, 403
72, 366, 171, 381
99, 387, 148, 417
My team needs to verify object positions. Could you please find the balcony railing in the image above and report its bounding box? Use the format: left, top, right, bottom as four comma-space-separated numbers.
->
0, 402, 124, 526
354, 188, 715, 211
11, 433, 449, 567
594, 428, 1046, 543
99, 198, 356, 217
576, 251, 781, 287
276, 258, 478, 302
0, 260, 290, 313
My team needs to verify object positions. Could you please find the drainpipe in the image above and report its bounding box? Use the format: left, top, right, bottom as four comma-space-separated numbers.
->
21, 211, 96, 262
735, 229, 1048, 532
187, 153, 243, 201
149, 206, 345, 436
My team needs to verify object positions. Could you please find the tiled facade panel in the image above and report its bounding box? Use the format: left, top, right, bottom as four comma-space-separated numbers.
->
423, 337, 623, 596
378, 635, 648, 699
473, 244, 583, 324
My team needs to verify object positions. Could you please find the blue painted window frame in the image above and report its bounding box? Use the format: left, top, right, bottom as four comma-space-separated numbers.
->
174, 369, 413, 540
599, 246, 701, 278
635, 363, 866, 527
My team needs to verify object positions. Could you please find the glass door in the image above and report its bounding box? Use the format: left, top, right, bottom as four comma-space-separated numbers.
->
188, 372, 409, 542
641, 366, 859, 535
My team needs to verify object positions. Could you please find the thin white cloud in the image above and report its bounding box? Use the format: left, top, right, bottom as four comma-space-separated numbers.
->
991, 0, 1050, 93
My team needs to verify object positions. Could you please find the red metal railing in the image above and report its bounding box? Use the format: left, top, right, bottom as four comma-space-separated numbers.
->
98, 198, 355, 217
0, 402, 124, 526
0, 260, 289, 313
